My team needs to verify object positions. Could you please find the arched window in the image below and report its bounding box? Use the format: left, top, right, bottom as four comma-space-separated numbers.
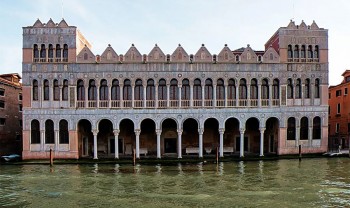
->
45, 119, 55, 144
56, 44, 61, 61
59, 120, 69, 144
111, 79, 120, 100
53, 79, 59, 100
77, 80, 85, 101
181, 79, 190, 100
250, 79, 258, 99
228, 79, 236, 99
235, 55, 240, 62
170, 79, 178, 100
272, 79, 279, 99
48, 44, 54, 62
33, 44, 39, 61
146, 79, 155, 100
123, 79, 132, 100
295, 78, 301, 99
262, 78, 269, 99
193, 79, 202, 100
63, 44, 68, 61
33, 79, 38, 100
307, 45, 313, 59
100, 79, 108, 100
40, 44, 46, 62
287, 78, 293, 99
300, 117, 309, 140
257, 55, 262, 62
204, 79, 213, 100
314, 45, 319, 59
304, 79, 310, 98
239, 79, 247, 99
158, 79, 166, 100
287, 117, 296, 140
314, 79, 320, 98
62, 79, 68, 101
216, 79, 225, 100
287, 45, 293, 59
294, 45, 299, 59
83, 53, 88, 60
43, 79, 49, 101
301, 45, 306, 59
31, 120, 40, 144
313, 117, 321, 139
88, 80, 97, 100
134, 79, 143, 101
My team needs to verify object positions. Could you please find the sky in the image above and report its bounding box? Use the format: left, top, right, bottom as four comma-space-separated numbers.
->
0, 0, 349, 86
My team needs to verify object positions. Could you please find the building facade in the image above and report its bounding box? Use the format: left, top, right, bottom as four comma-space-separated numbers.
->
22, 19, 329, 160
328, 70, 350, 151
0, 73, 22, 156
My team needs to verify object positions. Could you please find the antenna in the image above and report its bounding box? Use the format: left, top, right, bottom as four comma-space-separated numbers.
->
61, 0, 64, 19
291, 0, 295, 20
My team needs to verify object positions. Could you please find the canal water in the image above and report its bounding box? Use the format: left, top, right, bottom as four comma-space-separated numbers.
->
1, 158, 350, 207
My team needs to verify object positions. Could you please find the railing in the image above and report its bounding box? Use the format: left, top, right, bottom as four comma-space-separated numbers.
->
111, 100, 120, 108
193, 100, 202, 108
146, 100, 155, 108
216, 99, 225, 107
77, 101, 85, 108
250, 99, 258, 107
261, 99, 269, 107
272, 99, 279, 106
32, 58, 68, 63
88, 100, 97, 108
158, 100, 167, 108
239, 99, 248, 106
227, 99, 236, 107
123, 100, 132, 108
134, 100, 143, 108
204, 100, 213, 107
181, 100, 190, 107
170, 100, 179, 108
99, 100, 109, 108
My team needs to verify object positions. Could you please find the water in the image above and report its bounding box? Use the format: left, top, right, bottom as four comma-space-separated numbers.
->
1, 158, 350, 207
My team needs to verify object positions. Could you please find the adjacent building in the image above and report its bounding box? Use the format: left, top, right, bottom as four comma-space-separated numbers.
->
0, 73, 22, 156
328, 70, 350, 151
22, 19, 329, 160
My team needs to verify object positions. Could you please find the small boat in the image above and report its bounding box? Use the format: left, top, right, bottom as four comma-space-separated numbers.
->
1, 154, 21, 162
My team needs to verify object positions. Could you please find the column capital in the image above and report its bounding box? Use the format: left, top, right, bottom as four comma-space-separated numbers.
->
156, 129, 162, 135
134, 129, 141, 136
92, 129, 98, 136
239, 128, 245, 133
177, 129, 183, 135
259, 127, 266, 132
219, 128, 225, 134
113, 129, 120, 135
198, 128, 204, 135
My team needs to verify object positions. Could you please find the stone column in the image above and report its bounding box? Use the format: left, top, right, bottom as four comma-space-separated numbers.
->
143, 85, 147, 107
119, 84, 124, 108
296, 126, 300, 147
108, 84, 112, 108
219, 128, 225, 157
258, 84, 261, 107
41, 130, 45, 151
240, 128, 245, 157
247, 84, 250, 107
93, 130, 98, 159
190, 84, 194, 107
114, 129, 120, 159
213, 84, 217, 107
166, 84, 170, 107
85, 86, 88, 107
259, 128, 266, 156
308, 127, 313, 147
96, 84, 100, 108
201, 84, 205, 107
178, 85, 182, 108
131, 84, 135, 108
224, 84, 228, 107
198, 128, 204, 158
135, 129, 140, 159
269, 84, 273, 107
155, 84, 159, 108
55, 130, 59, 151
177, 129, 183, 158
156, 129, 161, 158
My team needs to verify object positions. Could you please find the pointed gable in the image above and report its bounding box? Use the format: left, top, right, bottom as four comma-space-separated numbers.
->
194, 44, 212, 63
124, 44, 142, 63
287, 20, 297, 29
263, 47, 280, 63
148, 44, 166, 62
299, 20, 307, 30
217, 44, 234, 62
46, 19, 56, 27
33, 19, 43, 27
77, 45, 96, 63
100, 44, 118, 63
310, 20, 319, 30
58, 19, 69, 27
240, 44, 257, 63
171, 44, 189, 63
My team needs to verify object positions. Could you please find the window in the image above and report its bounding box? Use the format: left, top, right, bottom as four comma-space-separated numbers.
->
228, 79, 236, 99
348, 123, 350, 133
111, 79, 120, 100
40, 44, 46, 61
304, 79, 310, 98
314, 45, 319, 59
170, 79, 178, 100
294, 45, 299, 59
204, 79, 213, 100
56, 44, 61, 61
329, 93, 331, 99
216, 79, 225, 100
181, 79, 190, 100
337, 103, 341, 114
307, 45, 313, 59
0, 88, 4, 96
158, 79, 166, 100
193, 79, 202, 100
146, 79, 155, 100
262, 79, 269, 99
345, 88, 348, 95
346, 76, 350, 83
59, 120, 69, 144
295, 79, 301, 98
88, 80, 97, 100
33, 80, 38, 100
235, 55, 240, 62
287, 78, 293, 99
134, 79, 143, 101
301, 45, 306, 58
313, 117, 321, 139
300, 117, 308, 140
287, 117, 296, 140
0, 100, 4, 109
272, 79, 279, 99
19, 104, 22, 112
31, 120, 40, 144
62, 80, 68, 100
100, 79, 108, 100
45, 120, 55, 144
53, 79, 59, 100
48, 44, 54, 62
288, 45, 293, 59
77, 80, 85, 100
239, 79, 247, 99
250, 79, 258, 99
19, 93, 22, 101
43, 79, 49, 100
63, 44, 68, 61
336, 90, 342, 97
336, 123, 340, 133
123, 79, 132, 100
314, 79, 320, 98
0, 118, 5, 126
19, 119, 22, 127
257, 55, 262, 62
33, 44, 39, 61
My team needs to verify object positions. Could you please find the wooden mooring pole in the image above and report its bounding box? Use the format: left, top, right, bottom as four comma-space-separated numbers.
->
216, 146, 219, 164
299, 145, 302, 161
49, 148, 53, 166
133, 148, 136, 166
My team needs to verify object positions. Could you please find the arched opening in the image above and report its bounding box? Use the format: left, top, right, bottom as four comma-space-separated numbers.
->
245, 117, 260, 154
134, 79, 143, 107
193, 78, 202, 107
250, 79, 258, 106
43, 79, 49, 101
314, 45, 319, 59
32, 80, 38, 101
119, 119, 135, 155
77, 119, 92, 157
216, 79, 224, 106
224, 117, 239, 154
314, 78, 320, 98
33, 44, 39, 62
183, 118, 199, 154
295, 78, 301, 99
287, 78, 293, 99
287, 45, 293, 59
140, 119, 156, 156
312, 117, 321, 140
45, 119, 54, 144
301, 45, 306, 59
123, 79, 132, 107
162, 118, 178, 154
228, 79, 236, 106
100, 79, 108, 101
48, 44, 54, 62
272, 79, 279, 100
204, 79, 213, 106
31, 120, 40, 144
53, 79, 59, 100
203, 118, 219, 154
40, 44, 46, 62
88, 79, 97, 107
304, 79, 310, 98
265, 117, 279, 154
300, 117, 309, 140
307, 45, 313, 59
62, 79, 68, 101
97, 119, 113, 157
63, 44, 68, 62
59, 120, 69, 144
262, 78, 269, 106
55, 44, 61, 62
111, 79, 120, 107
77, 80, 85, 107
158, 79, 167, 108
239, 78, 247, 106
181, 79, 190, 107
146, 79, 155, 107
170, 79, 178, 107
294, 45, 299, 59
287, 117, 296, 140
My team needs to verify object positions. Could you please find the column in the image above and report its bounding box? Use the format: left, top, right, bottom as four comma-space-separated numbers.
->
41, 130, 45, 151
308, 127, 313, 147
55, 130, 59, 151
96, 84, 100, 108
131, 84, 135, 108
213, 84, 217, 107
156, 129, 161, 159
235, 83, 239, 105
143, 85, 147, 107
119, 84, 123, 108
201, 84, 205, 107
166, 84, 170, 107
269, 84, 273, 107
224, 84, 228, 107
93, 130, 98, 159
240, 128, 245, 157
258, 84, 261, 107
296, 126, 300, 147
190, 84, 194, 107
219, 128, 224, 157
108, 84, 112, 108
178, 85, 182, 108
155, 84, 159, 108
247, 84, 251, 107
85, 86, 88, 107
177, 129, 183, 158
114, 129, 120, 159
135, 129, 140, 159
259, 128, 265, 156
198, 128, 204, 158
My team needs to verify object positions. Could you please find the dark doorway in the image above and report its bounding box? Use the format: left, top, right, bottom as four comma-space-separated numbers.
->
110, 139, 123, 154
235, 136, 248, 152
164, 138, 177, 153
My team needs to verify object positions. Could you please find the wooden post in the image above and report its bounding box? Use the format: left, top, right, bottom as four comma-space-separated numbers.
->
50, 148, 53, 166
298, 145, 302, 161
216, 146, 219, 164
133, 148, 136, 166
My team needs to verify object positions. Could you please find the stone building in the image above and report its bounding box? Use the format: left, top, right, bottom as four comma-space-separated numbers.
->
22, 19, 328, 160
328, 70, 350, 151
0, 73, 22, 155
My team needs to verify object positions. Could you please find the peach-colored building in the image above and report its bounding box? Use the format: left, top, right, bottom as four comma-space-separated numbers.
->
22, 19, 329, 160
